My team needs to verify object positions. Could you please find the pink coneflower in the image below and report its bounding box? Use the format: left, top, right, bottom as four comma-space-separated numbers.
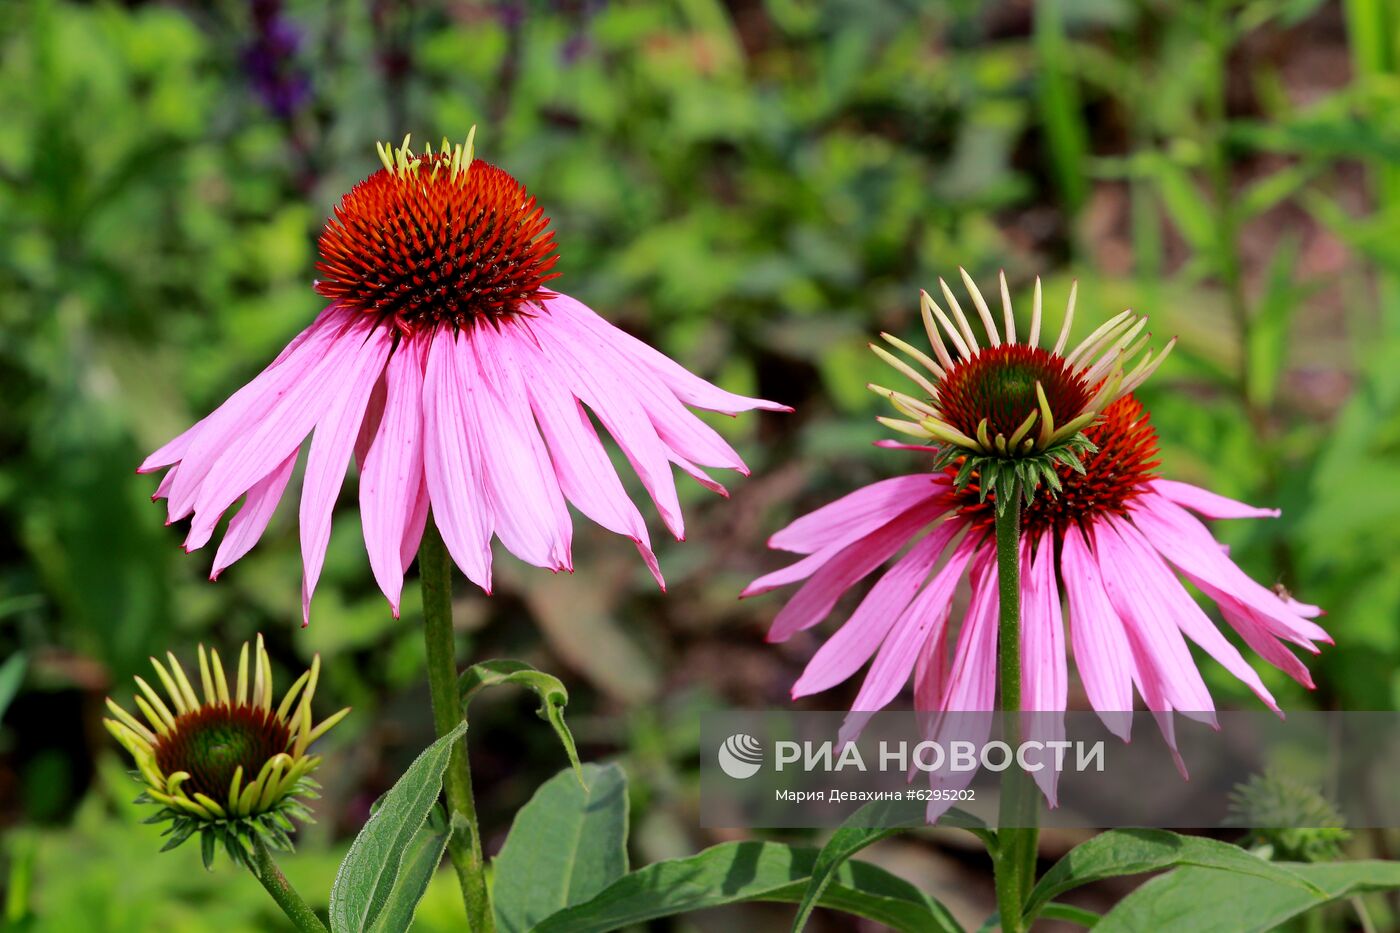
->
142, 134, 785, 622
745, 274, 1328, 738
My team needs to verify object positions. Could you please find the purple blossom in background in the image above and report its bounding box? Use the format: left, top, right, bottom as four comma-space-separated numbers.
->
244, 0, 312, 119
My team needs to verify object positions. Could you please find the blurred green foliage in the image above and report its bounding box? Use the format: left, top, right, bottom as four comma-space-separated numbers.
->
2, 0, 1400, 929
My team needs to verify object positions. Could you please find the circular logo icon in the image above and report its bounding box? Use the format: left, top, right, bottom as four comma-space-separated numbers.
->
717, 733, 764, 779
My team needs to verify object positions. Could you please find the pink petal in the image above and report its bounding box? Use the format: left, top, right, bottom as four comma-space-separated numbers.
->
545, 293, 789, 413
668, 453, 729, 497
299, 324, 394, 625
1128, 494, 1329, 646
529, 317, 687, 539
1093, 519, 1216, 719
360, 336, 428, 615
183, 313, 371, 550
767, 474, 950, 555
1113, 518, 1279, 714
1217, 595, 1316, 688
160, 305, 356, 514
792, 520, 963, 698
1150, 479, 1281, 519
462, 325, 572, 572
210, 450, 298, 580
1020, 531, 1067, 714
765, 503, 947, 643
354, 371, 388, 469
518, 337, 663, 588
843, 531, 976, 712
938, 552, 1000, 712
1061, 524, 1134, 738
423, 327, 494, 591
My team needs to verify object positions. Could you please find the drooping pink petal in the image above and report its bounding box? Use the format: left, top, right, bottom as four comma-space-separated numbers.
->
517, 335, 663, 588
547, 293, 789, 414
210, 450, 298, 580
422, 327, 494, 591
938, 552, 1000, 713
765, 502, 953, 643
360, 336, 428, 615
354, 371, 388, 468
668, 453, 729, 496
1217, 595, 1315, 688
1020, 531, 1067, 714
1112, 517, 1280, 714
529, 317, 686, 539
793, 521, 963, 698
300, 324, 394, 624
551, 308, 752, 474
842, 531, 976, 712
182, 313, 373, 550
463, 324, 572, 572
1128, 494, 1330, 647
1061, 524, 1134, 739
767, 474, 950, 554
1093, 519, 1216, 719
1150, 479, 1281, 520
157, 305, 357, 521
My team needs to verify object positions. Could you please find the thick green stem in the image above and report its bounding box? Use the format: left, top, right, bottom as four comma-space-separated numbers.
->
991, 484, 1038, 933
420, 523, 493, 932
247, 837, 329, 933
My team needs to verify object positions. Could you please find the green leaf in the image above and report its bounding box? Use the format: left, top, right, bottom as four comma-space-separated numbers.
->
0, 651, 25, 723
365, 806, 453, 933
791, 822, 905, 931
533, 841, 963, 933
1096, 860, 1400, 932
1024, 829, 1322, 923
492, 762, 629, 933
328, 721, 467, 933
458, 658, 582, 783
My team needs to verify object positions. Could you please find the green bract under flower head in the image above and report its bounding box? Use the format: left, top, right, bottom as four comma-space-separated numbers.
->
103, 635, 349, 867
870, 270, 1174, 511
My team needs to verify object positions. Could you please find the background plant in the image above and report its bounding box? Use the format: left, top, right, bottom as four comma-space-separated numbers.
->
3, 0, 1400, 929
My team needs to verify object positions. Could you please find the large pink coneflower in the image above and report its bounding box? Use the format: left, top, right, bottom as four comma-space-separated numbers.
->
745, 273, 1328, 739
142, 134, 786, 622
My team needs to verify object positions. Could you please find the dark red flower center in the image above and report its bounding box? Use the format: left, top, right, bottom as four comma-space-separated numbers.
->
936, 344, 1091, 443
953, 394, 1160, 536
153, 704, 293, 802
315, 156, 560, 333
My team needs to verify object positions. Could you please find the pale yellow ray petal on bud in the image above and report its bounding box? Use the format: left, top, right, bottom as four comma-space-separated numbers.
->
1029, 277, 1044, 347
106, 697, 157, 745
876, 416, 931, 438
210, 647, 230, 706
197, 645, 216, 706
880, 331, 945, 380
999, 270, 1017, 344
869, 343, 939, 398
939, 278, 980, 354
959, 266, 1001, 346
1121, 338, 1176, 394
134, 676, 177, 729
236, 642, 249, 706
166, 651, 201, 712
147, 657, 188, 715
923, 289, 973, 361
307, 707, 351, 745
1065, 309, 1134, 367
1051, 280, 1078, 356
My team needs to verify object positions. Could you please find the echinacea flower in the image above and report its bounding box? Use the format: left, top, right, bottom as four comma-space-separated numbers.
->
869, 269, 1173, 509
104, 636, 348, 866
745, 275, 1329, 742
140, 132, 786, 622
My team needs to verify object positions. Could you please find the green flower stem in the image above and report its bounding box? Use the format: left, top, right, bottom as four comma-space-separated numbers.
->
992, 482, 1038, 933
420, 522, 493, 932
247, 836, 329, 933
